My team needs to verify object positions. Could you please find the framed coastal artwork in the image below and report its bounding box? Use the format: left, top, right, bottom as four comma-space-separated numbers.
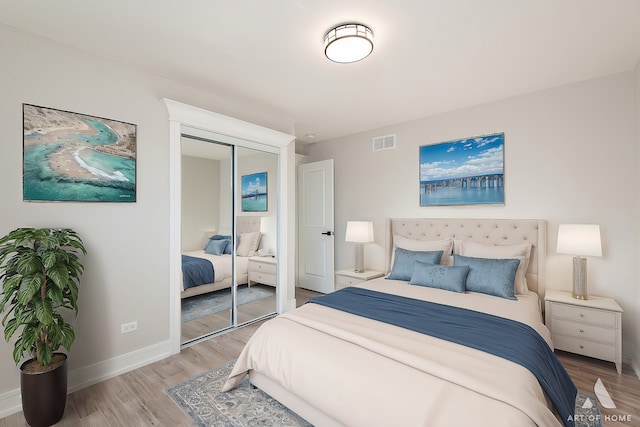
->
241, 171, 268, 212
23, 104, 137, 202
419, 132, 504, 206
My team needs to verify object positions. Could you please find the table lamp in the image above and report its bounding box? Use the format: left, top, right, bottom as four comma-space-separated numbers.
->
556, 224, 602, 300
345, 221, 374, 273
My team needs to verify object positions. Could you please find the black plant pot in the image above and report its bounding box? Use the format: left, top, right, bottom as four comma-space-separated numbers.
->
20, 353, 68, 427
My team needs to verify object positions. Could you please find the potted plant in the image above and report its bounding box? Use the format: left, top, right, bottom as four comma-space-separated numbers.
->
0, 227, 86, 427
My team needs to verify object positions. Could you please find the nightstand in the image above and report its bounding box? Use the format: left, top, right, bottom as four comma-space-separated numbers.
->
335, 269, 384, 290
545, 289, 623, 374
248, 256, 277, 287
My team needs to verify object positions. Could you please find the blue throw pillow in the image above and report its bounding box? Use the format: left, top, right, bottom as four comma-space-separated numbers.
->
409, 262, 469, 293
453, 254, 520, 300
204, 238, 229, 256
387, 248, 443, 281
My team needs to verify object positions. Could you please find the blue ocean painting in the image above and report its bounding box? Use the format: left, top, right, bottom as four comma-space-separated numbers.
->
23, 104, 136, 202
419, 133, 504, 206
241, 171, 267, 212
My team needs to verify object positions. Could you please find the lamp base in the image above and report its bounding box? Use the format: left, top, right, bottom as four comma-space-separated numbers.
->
571, 256, 588, 300
354, 243, 364, 273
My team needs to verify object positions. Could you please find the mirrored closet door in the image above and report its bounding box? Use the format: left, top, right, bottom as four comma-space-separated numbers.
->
234, 147, 278, 325
179, 136, 278, 346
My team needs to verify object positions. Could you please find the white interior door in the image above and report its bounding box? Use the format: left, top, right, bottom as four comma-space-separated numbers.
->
297, 159, 335, 293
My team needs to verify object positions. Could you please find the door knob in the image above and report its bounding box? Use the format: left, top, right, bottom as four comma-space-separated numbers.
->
321, 231, 333, 236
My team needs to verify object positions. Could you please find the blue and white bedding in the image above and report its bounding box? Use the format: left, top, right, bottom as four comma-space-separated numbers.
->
309, 286, 577, 427
224, 278, 570, 427
181, 254, 215, 289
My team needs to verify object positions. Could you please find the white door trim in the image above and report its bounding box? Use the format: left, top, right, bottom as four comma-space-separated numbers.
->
164, 99, 296, 355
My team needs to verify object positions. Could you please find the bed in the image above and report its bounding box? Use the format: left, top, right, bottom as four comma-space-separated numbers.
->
222, 218, 577, 427
181, 216, 262, 299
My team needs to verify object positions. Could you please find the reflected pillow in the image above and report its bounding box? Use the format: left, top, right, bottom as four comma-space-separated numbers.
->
387, 248, 444, 281
237, 232, 262, 257
409, 262, 469, 293
204, 239, 229, 256
453, 254, 519, 300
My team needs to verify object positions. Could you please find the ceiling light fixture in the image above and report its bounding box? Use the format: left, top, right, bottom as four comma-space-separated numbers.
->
324, 23, 374, 63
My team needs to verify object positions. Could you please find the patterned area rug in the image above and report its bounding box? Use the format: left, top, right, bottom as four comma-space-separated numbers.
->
167, 360, 602, 427
182, 285, 275, 323
167, 359, 311, 427
574, 392, 604, 427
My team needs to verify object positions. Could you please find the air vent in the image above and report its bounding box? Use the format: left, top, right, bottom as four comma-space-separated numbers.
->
372, 134, 396, 152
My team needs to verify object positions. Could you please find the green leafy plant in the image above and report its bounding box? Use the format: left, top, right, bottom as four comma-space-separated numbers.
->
0, 228, 86, 367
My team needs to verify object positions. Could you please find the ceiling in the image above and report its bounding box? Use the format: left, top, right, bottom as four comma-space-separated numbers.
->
1, 0, 639, 144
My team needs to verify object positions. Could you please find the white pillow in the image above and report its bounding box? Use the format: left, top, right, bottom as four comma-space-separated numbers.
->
237, 232, 262, 257
455, 240, 532, 295
392, 235, 454, 267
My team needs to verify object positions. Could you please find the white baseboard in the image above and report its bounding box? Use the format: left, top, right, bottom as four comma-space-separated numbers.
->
0, 388, 22, 420
0, 339, 172, 419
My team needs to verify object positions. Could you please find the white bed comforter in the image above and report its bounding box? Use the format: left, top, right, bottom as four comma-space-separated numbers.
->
223, 279, 563, 427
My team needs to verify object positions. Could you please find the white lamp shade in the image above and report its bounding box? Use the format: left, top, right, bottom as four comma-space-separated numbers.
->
557, 224, 602, 257
345, 221, 374, 243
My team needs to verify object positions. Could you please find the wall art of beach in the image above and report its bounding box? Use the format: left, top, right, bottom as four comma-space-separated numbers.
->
23, 104, 136, 202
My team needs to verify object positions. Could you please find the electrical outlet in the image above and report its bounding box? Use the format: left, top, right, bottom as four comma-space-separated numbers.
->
120, 321, 137, 334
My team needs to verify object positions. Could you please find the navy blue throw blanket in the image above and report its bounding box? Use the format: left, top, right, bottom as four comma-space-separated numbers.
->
181, 255, 215, 289
309, 287, 577, 427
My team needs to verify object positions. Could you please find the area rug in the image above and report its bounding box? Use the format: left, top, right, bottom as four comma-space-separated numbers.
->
167, 361, 601, 427
575, 392, 604, 427
166, 359, 311, 427
182, 285, 275, 323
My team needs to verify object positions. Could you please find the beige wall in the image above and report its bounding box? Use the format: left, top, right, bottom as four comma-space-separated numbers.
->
305, 71, 638, 363
0, 23, 294, 407
181, 156, 220, 251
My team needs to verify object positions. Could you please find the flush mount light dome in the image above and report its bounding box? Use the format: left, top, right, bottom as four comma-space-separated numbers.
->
324, 23, 374, 63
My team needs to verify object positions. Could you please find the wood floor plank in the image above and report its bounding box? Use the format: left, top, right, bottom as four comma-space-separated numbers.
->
1, 287, 637, 426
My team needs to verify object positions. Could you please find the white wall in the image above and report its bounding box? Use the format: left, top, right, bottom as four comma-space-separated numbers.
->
305, 71, 638, 363
181, 156, 220, 251
0, 23, 294, 410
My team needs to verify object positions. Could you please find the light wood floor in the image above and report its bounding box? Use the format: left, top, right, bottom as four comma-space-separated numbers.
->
1, 287, 638, 427
181, 284, 277, 343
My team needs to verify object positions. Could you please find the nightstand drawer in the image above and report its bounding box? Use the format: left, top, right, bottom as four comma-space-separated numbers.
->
552, 334, 616, 361
250, 262, 277, 276
336, 274, 365, 287
551, 303, 617, 327
250, 272, 276, 286
551, 319, 616, 344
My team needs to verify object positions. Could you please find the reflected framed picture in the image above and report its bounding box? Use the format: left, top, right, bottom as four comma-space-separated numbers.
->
241, 171, 268, 212
23, 104, 137, 202
419, 132, 504, 206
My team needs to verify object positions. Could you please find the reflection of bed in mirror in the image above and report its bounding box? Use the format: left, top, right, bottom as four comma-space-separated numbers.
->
181, 216, 262, 299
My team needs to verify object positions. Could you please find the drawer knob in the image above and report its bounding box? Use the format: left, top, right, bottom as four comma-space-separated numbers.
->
579, 313, 584, 317
579, 345, 584, 349
579, 329, 584, 333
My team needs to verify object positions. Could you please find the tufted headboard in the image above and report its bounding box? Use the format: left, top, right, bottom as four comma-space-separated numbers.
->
386, 218, 547, 300
236, 216, 262, 234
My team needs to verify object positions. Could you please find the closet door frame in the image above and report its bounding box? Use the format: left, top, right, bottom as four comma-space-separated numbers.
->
165, 99, 296, 355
